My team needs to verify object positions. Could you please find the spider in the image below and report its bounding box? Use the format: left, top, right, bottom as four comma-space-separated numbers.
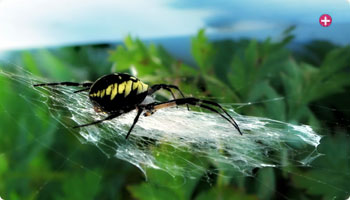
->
34, 73, 243, 139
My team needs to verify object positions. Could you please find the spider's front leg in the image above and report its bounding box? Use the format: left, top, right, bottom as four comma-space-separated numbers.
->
148, 84, 189, 110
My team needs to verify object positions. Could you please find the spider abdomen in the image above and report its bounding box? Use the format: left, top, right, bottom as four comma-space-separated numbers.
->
89, 73, 149, 114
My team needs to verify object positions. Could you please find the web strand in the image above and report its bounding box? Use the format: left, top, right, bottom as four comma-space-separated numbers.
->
0, 68, 322, 178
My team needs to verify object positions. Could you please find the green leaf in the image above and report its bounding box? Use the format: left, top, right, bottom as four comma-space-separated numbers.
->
282, 25, 296, 36
21, 51, 41, 76
319, 47, 350, 76
244, 39, 258, 77
248, 81, 285, 120
109, 35, 172, 78
191, 29, 213, 71
56, 171, 101, 200
128, 144, 206, 200
228, 55, 246, 93
128, 182, 180, 200
255, 168, 275, 200
196, 186, 257, 200
0, 154, 9, 176
292, 134, 350, 199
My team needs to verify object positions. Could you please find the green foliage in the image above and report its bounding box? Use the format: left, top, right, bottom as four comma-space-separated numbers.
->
1, 28, 349, 199
255, 168, 275, 200
128, 168, 200, 200
55, 171, 100, 200
292, 134, 350, 199
128, 145, 207, 200
195, 187, 257, 200
0, 49, 120, 200
191, 29, 213, 71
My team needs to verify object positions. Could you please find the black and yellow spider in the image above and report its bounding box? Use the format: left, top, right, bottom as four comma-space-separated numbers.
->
34, 73, 242, 138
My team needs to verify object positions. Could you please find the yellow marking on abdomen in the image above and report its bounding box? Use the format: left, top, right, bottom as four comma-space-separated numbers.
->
137, 83, 143, 94
111, 83, 118, 100
106, 84, 113, 95
96, 90, 100, 97
133, 81, 139, 90
141, 82, 149, 92
137, 81, 148, 94
118, 81, 126, 94
124, 80, 133, 97
100, 89, 105, 98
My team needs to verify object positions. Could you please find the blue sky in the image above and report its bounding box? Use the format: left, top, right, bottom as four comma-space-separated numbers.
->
0, 0, 349, 51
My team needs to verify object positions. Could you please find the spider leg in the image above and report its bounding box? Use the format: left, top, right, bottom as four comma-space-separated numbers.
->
125, 107, 144, 139
148, 84, 190, 111
73, 113, 120, 128
144, 98, 243, 135
161, 88, 179, 109
199, 99, 242, 134
163, 88, 177, 102
73, 108, 144, 139
74, 87, 91, 93
33, 81, 93, 88
193, 104, 242, 135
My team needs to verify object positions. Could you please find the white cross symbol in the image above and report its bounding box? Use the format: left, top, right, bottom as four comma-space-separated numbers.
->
321, 16, 331, 26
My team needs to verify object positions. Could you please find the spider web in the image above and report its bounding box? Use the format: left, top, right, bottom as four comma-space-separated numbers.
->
0, 67, 321, 179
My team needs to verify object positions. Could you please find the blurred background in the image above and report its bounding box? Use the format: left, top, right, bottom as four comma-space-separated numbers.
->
0, 0, 350, 199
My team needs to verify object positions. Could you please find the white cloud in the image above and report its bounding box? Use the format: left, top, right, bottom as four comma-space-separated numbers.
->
1, 0, 349, 51
0, 0, 211, 51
